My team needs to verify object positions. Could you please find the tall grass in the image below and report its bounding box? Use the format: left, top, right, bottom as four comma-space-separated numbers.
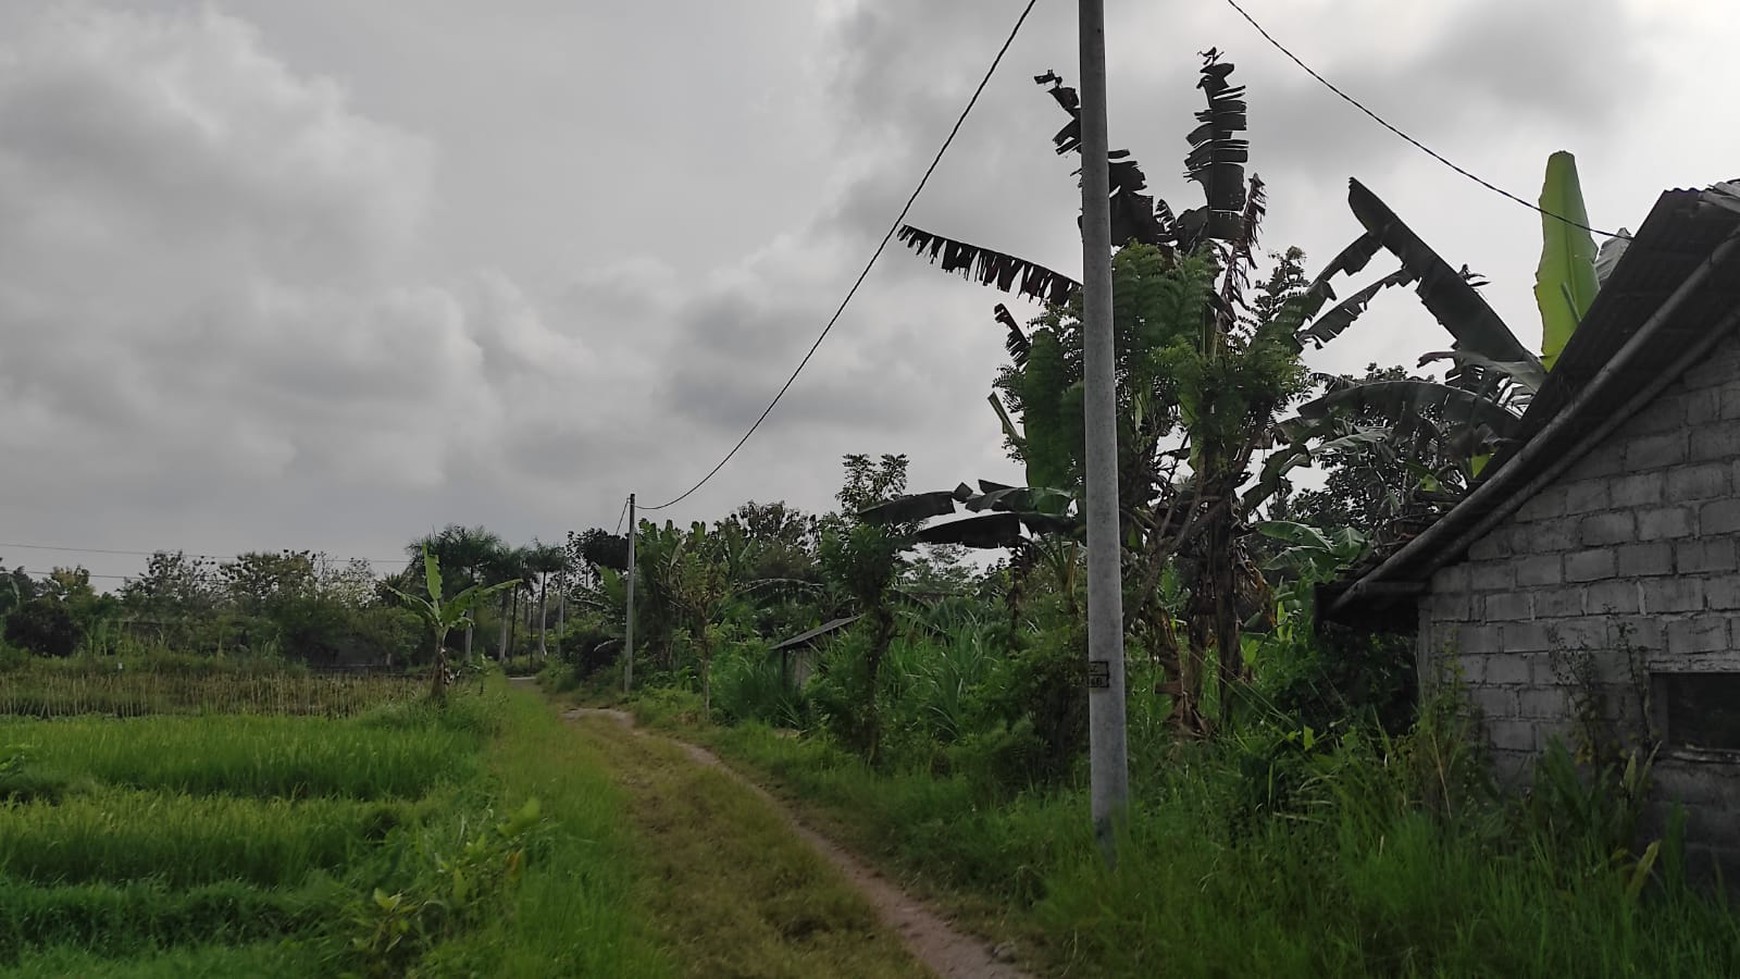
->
388, 685, 675, 978
0, 670, 422, 718
2, 715, 476, 799
0, 877, 337, 963
0, 941, 318, 978
694, 706, 1740, 978
0, 790, 425, 887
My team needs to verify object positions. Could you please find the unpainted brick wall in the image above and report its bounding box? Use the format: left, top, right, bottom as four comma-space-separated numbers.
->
1420, 332, 1740, 869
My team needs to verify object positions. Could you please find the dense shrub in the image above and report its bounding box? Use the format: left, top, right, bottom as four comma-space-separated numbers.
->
4, 598, 83, 658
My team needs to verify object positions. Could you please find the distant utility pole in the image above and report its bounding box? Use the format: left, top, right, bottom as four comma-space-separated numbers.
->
624, 493, 636, 694
1078, 0, 1130, 864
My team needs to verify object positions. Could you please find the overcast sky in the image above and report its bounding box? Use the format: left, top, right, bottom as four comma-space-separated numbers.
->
1, 0, 1735, 585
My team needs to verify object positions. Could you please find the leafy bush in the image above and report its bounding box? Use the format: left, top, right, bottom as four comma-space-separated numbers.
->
4, 598, 83, 657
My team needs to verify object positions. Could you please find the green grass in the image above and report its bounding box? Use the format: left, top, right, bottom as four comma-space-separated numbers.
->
1, 714, 478, 799
0, 877, 337, 963
570, 712, 929, 979
677, 716, 1740, 978
0, 668, 424, 718
0, 675, 679, 976
0, 790, 424, 887
427, 687, 675, 978
0, 941, 318, 978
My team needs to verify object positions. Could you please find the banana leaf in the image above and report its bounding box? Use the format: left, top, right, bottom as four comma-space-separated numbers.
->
1416, 349, 1546, 394
895, 226, 1081, 305
915, 512, 1025, 548
1347, 179, 1540, 376
1534, 151, 1599, 371
856, 491, 959, 526
1296, 267, 1417, 349
1297, 379, 1524, 442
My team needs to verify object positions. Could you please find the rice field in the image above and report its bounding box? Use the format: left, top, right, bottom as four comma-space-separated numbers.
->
0, 671, 666, 975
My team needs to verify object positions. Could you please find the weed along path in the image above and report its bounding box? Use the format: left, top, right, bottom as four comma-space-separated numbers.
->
562, 707, 1035, 979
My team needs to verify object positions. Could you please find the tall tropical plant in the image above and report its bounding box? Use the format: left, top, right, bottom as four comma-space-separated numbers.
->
408, 526, 503, 664
386, 547, 519, 702
525, 542, 569, 660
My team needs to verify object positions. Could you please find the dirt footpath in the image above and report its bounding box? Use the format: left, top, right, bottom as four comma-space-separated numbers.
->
563, 706, 1035, 979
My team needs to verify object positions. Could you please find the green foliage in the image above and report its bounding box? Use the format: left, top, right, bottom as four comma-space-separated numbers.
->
3, 597, 83, 657
1535, 150, 1600, 370
336, 798, 544, 978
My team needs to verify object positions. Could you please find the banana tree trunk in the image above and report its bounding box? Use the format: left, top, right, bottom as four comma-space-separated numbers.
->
497, 597, 511, 662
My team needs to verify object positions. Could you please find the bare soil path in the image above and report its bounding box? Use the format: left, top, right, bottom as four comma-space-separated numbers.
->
561, 705, 1036, 979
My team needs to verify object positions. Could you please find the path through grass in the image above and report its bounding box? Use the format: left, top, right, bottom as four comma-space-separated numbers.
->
567, 710, 934, 979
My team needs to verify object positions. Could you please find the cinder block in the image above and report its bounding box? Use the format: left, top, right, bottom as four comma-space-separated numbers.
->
1668, 463, 1732, 500
1721, 383, 1740, 420
1666, 616, 1728, 654
1534, 587, 1585, 617
1612, 616, 1663, 652
1565, 479, 1611, 514
1616, 541, 1675, 576
1471, 683, 1522, 715
1430, 565, 1469, 593
1515, 555, 1563, 586
1467, 534, 1506, 561
1485, 592, 1533, 621
1579, 512, 1636, 546
1552, 615, 1611, 651
1701, 499, 1740, 535
1487, 718, 1538, 752
1516, 486, 1569, 522
1637, 506, 1697, 540
1565, 548, 1619, 582
1677, 538, 1739, 574
1626, 432, 1688, 471
1643, 577, 1705, 613
1456, 623, 1501, 655
1705, 577, 1740, 610
1691, 421, 1740, 463
1518, 687, 1571, 719
1527, 518, 1581, 551
1501, 621, 1553, 652
1610, 472, 1666, 508
1430, 590, 1471, 622
1468, 561, 1515, 591
1585, 579, 1641, 614
1687, 388, 1722, 425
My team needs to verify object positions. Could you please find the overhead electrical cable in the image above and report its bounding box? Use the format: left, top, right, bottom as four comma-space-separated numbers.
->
1223, 0, 1633, 240
641, 0, 1042, 511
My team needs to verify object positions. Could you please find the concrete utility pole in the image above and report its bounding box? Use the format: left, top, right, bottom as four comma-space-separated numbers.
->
624, 493, 636, 693
1078, 0, 1130, 863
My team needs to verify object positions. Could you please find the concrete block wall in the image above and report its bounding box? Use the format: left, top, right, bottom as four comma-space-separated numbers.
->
1420, 332, 1740, 868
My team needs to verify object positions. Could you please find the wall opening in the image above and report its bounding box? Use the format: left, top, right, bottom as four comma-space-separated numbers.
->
1652, 672, 1740, 752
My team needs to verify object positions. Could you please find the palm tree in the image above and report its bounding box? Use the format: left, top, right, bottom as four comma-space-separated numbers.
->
525, 541, 570, 660
480, 543, 529, 662
407, 525, 503, 664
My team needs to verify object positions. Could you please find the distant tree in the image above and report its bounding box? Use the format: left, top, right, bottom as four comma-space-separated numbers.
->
524, 541, 569, 659
5, 596, 83, 657
406, 526, 503, 663
387, 547, 518, 702
818, 453, 918, 759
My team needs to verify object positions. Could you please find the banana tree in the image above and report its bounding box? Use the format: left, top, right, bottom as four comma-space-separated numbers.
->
387, 546, 519, 702
1255, 152, 1611, 528
893, 52, 1388, 734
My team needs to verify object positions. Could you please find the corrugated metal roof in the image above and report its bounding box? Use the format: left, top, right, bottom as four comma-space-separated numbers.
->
770, 615, 862, 651
1324, 186, 1740, 624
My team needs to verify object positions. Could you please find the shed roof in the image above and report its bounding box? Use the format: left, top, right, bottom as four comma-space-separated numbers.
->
1323, 184, 1740, 626
769, 615, 862, 652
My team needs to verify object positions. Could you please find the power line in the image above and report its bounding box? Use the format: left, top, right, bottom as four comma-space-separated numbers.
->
613, 495, 629, 536
1222, 0, 1633, 241
641, 0, 1042, 512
